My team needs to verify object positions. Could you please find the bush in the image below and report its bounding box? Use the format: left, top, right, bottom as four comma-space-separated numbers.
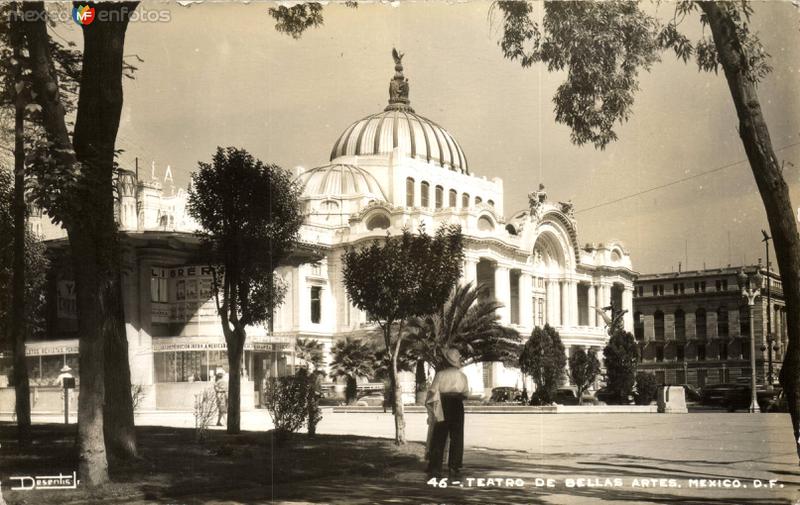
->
264, 371, 323, 440
603, 329, 638, 404
131, 384, 146, 412
634, 372, 659, 405
193, 387, 219, 442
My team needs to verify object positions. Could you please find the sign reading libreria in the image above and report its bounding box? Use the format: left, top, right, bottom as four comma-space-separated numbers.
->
151, 265, 217, 324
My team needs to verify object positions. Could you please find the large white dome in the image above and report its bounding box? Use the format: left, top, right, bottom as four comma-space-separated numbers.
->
329, 51, 469, 175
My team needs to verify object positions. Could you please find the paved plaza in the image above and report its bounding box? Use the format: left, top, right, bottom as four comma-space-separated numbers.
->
3, 410, 798, 503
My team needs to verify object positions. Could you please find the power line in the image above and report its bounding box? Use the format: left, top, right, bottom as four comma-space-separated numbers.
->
575, 139, 800, 214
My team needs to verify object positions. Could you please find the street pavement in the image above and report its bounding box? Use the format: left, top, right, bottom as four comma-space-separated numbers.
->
2, 410, 798, 504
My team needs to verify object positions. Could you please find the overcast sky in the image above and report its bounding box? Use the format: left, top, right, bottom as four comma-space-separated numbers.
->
57, 1, 800, 274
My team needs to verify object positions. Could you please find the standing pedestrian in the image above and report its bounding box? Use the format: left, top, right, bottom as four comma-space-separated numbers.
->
214, 368, 228, 427
425, 348, 469, 481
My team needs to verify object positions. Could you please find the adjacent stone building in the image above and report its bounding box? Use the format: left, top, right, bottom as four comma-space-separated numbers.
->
633, 265, 786, 387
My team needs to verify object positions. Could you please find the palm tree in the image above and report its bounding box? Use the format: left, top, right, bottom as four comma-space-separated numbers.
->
405, 282, 522, 373
295, 337, 324, 372
329, 337, 376, 404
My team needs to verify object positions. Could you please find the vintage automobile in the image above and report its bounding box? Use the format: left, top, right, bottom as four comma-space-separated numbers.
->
489, 386, 524, 403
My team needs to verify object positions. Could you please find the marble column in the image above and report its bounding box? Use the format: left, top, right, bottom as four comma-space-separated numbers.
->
463, 257, 478, 286
569, 280, 578, 327
622, 286, 634, 331
520, 273, 534, 328
587, 282, 596, 327
494, 265, 511, 324
560, 280, 569, 327
549, 280, 561, 326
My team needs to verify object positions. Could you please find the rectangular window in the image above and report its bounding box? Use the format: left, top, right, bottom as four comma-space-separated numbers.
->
150, 269, 168, 303
435, 185, 444, 209
462, 193, 469, 208
676, 345, 685, 361
638, 286, 644, 297
658, 285, 664, 296
449, 189, 457, 208
722, 280, 727, 291
700, 281, 706, 292
537, 299, 544, 326
656, 344, 664, 362
310, 286, 322, 324
420, 182, 430, 208
406, 178, 415, 207
652, 285, 658, 296
697, 344, 706, 361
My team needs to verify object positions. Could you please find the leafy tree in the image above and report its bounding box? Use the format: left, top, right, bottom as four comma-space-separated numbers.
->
635, 371, 659, 406
406, 282, 521, 371
519, 324, 566, 405
188, 147, 303, 434
295, 337, 324, 372
0, 1, 80, 448
495, 0, 800, 459
603, 329, 639, 405
0, 168, 48, 442
20, 1, 139, 485
568, 347, 601, 405
342, 225, 464, 444
329, 337, 376, 404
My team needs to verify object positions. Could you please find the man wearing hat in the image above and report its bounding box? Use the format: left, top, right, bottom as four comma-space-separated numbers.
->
214, 368, 228, 426
426, 348, 470, 480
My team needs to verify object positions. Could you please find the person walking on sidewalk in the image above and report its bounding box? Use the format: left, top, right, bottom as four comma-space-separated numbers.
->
426, 348, 469, 481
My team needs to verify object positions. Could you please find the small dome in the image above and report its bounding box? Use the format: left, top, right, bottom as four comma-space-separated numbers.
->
295, 164, 387, 200
329, 49, 469, 175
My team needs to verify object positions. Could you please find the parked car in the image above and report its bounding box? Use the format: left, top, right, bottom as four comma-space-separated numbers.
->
355, 391, 384, 407
700, 383, 742, 407
554, 388, 580, 405
724, 386, 781, 412
595, 387, 634, 405
679, 384, 702, 402
489, 386, 523, 403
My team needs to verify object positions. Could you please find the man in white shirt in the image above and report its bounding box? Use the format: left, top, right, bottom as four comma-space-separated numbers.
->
426, 348, 469, 480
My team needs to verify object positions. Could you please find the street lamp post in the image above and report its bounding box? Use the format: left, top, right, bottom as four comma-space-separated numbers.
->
761, 230, 779, 388
737, 268, 762, 413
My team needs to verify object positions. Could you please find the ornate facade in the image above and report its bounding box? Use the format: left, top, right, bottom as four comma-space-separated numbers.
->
3, 54, 636, 412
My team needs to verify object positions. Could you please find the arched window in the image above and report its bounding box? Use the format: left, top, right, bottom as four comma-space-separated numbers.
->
420, 181, 430, 208
634, 312, 644, 341
696, 308, 707, 339
477, 215, 494, 231
449, 189, 457, 208
366, 213, 390, 230
654, 310, 665, 341
405, 177, 415, 207
674, 309, 685, 340
435, 185, 444, 209
475, 196, 483, 206
717, 306, 729, 337
462, 193, 470, 208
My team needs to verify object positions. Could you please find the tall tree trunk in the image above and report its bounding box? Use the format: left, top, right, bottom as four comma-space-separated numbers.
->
22, 1, 139, 486
388, 325, 406, 444
11, 15, 31, 447
103, 266, 137, 459
226, 326, 245, 434
69, 228, 109, 486
701, 2, 800, 461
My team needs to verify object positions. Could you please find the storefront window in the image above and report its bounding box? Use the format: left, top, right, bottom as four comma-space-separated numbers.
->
155, 351, 213, 383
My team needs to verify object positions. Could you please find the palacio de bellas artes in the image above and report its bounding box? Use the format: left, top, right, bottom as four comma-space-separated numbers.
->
1, 2, 800, 504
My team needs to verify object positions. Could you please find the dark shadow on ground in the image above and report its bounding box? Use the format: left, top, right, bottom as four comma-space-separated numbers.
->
1, 423, 796, 505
